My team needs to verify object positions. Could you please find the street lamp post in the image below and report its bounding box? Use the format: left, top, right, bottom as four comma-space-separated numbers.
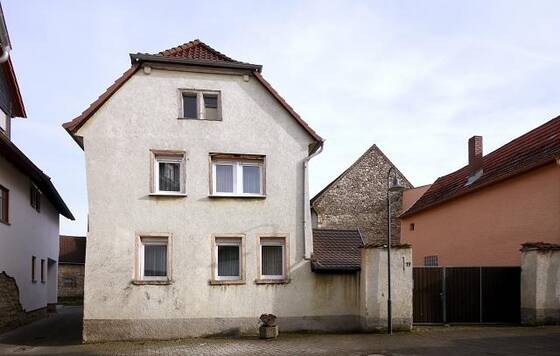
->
386, 166, 405, 335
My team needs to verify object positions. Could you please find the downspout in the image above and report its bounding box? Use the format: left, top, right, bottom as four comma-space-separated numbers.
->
303, 142, 324, 259
0, 45, 10, 63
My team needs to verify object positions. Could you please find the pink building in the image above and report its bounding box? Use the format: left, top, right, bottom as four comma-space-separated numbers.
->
401, 116, 560, 267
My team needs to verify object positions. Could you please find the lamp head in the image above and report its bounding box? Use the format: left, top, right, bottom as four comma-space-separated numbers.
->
388, 175, 405, 193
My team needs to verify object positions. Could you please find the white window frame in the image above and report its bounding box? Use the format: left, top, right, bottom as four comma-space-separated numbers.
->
137, 235, 170, 282
259, 238, 286, 280
212, 160, 264, 197
150, 150, 186, 196
179, 89, 221, 121
214, 238, 242, 281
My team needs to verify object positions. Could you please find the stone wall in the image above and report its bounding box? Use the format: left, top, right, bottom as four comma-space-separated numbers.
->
312, 145, 412, 245
0, 271, 23, 332
520, 243, 560, 325
57, 264, 85, 298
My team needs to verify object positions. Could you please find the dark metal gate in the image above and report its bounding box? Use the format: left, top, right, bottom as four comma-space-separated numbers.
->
413, 267, 520, 324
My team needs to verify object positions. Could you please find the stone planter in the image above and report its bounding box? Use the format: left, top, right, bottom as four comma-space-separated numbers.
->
259, 325, 278, 339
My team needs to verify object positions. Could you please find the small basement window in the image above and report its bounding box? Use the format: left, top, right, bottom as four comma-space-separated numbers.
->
181, 90, 221, 120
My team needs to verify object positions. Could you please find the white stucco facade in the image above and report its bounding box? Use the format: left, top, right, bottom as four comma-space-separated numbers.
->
77, 65, 370, 341
0, 155, 60, 312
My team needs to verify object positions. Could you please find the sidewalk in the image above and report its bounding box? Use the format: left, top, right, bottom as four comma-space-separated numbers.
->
0, 307, 559, 355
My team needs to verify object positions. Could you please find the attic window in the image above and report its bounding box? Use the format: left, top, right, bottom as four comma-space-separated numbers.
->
180, 90, 221, 121
409, 223, 415, 231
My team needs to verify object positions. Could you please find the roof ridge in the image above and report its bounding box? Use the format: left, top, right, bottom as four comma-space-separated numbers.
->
157, 38, 240, 63
402, 115, 560, 217
310, 143, 410, 206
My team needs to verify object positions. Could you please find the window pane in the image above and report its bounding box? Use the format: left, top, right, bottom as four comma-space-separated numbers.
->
218, 245, 240, 277
204, 95, 218, 108
215, 164, 234, 193
144, 244, 167, 277
159, 162, 181, 192
243, 166, 261, 194
183, 94, 198, 118
262, 245, 283, 276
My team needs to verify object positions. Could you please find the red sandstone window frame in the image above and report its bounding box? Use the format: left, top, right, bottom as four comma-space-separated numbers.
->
255, 235, 289, 284
210, 234, 246, 285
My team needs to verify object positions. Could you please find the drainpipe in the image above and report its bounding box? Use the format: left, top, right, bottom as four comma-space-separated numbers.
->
303, 142, 324, 259
0, 45, 10, 63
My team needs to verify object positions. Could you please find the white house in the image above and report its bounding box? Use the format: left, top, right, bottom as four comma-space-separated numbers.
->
64, 39, 413, 341
0, 2, 74, 332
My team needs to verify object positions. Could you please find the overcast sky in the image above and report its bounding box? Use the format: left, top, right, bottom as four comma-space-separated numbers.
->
4, 0, 560, 235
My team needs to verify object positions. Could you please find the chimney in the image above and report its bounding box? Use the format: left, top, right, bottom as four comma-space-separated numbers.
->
468, 136, 483, 172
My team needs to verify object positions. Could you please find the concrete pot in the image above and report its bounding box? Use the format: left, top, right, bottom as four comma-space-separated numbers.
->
259, 325, 278, 339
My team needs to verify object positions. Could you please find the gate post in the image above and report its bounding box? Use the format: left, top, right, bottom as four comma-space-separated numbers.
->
520, 242, 560, 325
360, 244, 413, 331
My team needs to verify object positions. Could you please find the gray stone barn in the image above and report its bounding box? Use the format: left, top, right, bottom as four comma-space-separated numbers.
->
311, 144, 412, 245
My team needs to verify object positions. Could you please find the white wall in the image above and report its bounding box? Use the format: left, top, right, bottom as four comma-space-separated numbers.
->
78, 67, 365, 340
0, 155, 60, 311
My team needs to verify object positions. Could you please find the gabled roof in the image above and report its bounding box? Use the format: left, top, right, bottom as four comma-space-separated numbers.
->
63, 39, 322, 148
1, 57, 25, 118
311, 144, 412, 206
59, 235, 86, 264
157, 39, 242, 63
312, 229, 364, 272
0, 133, 74, 219
0, 2, 25, 119
401, 115, 560, 217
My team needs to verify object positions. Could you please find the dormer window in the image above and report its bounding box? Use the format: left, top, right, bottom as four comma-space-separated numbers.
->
180, 90, 221, 121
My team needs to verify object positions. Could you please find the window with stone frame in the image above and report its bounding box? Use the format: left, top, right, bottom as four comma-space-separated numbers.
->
180, 90, 221, 120
150, 150, 186, 195
212, 236, 244, 284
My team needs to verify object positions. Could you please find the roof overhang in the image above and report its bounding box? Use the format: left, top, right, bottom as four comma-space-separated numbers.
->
0, 133, 74, 219
130, 53, 263, 72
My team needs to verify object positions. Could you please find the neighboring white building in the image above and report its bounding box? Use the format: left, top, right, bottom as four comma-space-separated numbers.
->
64, 39, 414, 342
0, 2, 74, 331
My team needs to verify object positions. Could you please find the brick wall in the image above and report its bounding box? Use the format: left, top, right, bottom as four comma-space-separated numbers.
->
0, 271, 23, 332
57, 264, 85, 298
312, 145, 412, 245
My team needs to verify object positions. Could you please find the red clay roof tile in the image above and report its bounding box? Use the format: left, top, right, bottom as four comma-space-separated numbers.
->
402, 116, 560, 217
312, 229, 364, 271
